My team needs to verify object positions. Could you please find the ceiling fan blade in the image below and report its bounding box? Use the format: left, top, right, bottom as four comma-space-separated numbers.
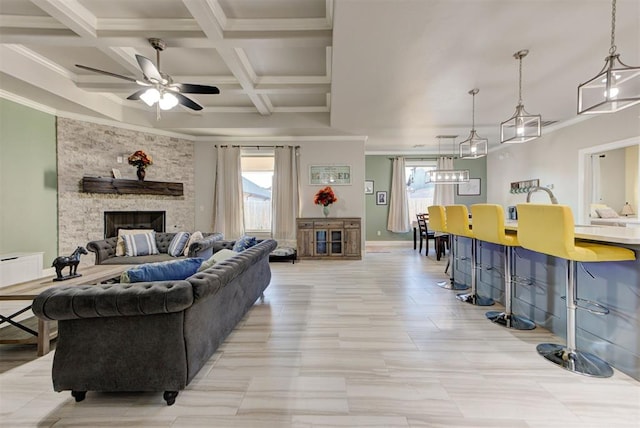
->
175, 93, 203, 111
172, 83, 220, 94
135, 54, 163, 82
75, 64, 138, 83
126, 89, 147, 100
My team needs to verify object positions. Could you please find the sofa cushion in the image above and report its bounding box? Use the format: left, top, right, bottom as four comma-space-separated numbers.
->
232, 235, 257, 252
123, 232, 159, 257
121, 257, 205, 283
595, 207, 619, 219
116, 229, 153, 256
184, 231, 204, 256
198, 249, 237, 272
168, 232, 191, 257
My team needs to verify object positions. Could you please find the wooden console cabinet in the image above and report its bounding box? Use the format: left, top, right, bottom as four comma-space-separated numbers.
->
296, 217, 361, 260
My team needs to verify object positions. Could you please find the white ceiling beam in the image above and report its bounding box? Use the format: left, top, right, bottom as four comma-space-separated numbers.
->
29, 0, 96, 38
224, 18, 331, 32
183, 0, 271, 115
0, 15, 66, 29
97, 18, 202, 32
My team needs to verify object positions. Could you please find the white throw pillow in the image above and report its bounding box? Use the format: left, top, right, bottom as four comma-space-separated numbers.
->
595, 207, 620, 219
197, 249, 237, 272
183, 231, 204, 256
116, 229, 154, 256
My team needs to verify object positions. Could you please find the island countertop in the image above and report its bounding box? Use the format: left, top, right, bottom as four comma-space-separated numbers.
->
503, 221, 640, 245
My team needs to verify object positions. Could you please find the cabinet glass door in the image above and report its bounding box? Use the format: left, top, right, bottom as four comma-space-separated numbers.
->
315, 230, 328, 255
330, 229, 343, 255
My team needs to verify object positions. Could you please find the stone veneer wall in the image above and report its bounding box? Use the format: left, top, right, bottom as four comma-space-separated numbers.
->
57, 117, 195, 265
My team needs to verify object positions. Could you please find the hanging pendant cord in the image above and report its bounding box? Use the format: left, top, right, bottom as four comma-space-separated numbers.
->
518, 55, 523, 105
609, 0, 617, 55
471, 92, 475, 131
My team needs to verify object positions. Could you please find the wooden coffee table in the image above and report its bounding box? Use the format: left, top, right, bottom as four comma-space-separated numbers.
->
0, 264, 127, 356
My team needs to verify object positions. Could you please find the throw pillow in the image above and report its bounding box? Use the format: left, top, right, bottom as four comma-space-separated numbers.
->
232, 235, 257, 252
122, 232, 159, 257
596, 207, 620, 219
120, 257, 205, 283
168, 231, 190, 257
183, 231, 204, 256
197, 249, 237, 272
115, 228, 154, 256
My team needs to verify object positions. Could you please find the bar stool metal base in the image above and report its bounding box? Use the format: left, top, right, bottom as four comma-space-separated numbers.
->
485, 310, 536, 330
438, 280, 469, 290
536, 343, 614, 378
456, 292, 494, 306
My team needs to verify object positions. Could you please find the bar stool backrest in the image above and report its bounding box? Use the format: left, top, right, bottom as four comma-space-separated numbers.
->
445, 205, 473, 238
427, 206, 446, 233
516, 203, 575, 259
471, 204, 518, 246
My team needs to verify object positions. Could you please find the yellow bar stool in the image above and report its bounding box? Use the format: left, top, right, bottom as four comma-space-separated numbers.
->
427, 205, 466, 290
517, 203, 636, 377
471, 204, 535, 330
445, 205, 494, 306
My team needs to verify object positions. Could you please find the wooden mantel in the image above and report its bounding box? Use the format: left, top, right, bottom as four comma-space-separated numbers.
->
81, 177, 183, 196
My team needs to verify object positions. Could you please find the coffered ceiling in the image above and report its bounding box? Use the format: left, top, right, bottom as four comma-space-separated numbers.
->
0, 0, 638, 153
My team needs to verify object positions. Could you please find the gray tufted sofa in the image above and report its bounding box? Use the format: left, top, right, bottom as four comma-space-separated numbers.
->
86, 232, 224, 265
33, 239, 277, 405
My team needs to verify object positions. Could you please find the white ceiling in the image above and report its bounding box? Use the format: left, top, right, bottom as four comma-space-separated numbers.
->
0, 0, 638, 153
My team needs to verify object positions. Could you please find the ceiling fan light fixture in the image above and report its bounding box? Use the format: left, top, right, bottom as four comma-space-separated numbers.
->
459, 89, 488, 159
159, 92, 179, 110
578, 0, 640, 114
140, 88, 160, 106
500, 50, 542, 144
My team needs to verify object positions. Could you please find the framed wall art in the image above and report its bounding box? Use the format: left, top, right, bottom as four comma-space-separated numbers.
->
457, 178, 481, 196
376, 191, 387, 205
309, 165, 351, 185
364, 180, 374, 194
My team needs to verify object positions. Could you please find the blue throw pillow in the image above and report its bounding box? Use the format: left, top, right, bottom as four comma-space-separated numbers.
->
168, 232, 190, 257
232, 235, 257, 252
121, 258, 204, 283
122, 232, 159, 257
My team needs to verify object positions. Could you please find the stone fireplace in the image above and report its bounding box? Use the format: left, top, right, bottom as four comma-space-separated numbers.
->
104, 211, 166, 238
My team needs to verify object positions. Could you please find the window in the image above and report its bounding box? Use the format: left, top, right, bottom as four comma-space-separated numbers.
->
241, 154, 274, 233
405, 161, 437, 222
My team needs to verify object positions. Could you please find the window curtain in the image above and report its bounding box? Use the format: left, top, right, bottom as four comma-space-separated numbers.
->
433, 156, 455, 206
387, 157, 411, 233
212, 146, 245, 239
272, 146, 300, 247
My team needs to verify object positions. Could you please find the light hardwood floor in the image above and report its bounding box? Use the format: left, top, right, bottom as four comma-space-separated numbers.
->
1, 246, 639, 427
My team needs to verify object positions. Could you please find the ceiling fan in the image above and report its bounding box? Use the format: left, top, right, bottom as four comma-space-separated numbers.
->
76, 38, 219, 112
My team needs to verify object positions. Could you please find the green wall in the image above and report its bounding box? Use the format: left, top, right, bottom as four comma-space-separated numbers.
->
365, 155, 487, 241
0, 99, 57, 264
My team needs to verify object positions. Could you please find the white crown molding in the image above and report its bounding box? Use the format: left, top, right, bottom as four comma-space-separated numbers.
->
196, 135, 367, 143
0, 90, 58, 115
5, 44, 74, 79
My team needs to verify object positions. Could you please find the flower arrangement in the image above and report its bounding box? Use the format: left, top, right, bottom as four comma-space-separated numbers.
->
128, 150, 153, 169
314, 186, 338, 206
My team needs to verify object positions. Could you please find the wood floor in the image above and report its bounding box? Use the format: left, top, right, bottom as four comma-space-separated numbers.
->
1, 246, 639, 427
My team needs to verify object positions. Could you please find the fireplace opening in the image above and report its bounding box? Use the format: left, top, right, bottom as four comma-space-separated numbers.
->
104, 211, 166, 238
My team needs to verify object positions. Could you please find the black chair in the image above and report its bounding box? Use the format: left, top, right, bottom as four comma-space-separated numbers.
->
416, 213, 436, 256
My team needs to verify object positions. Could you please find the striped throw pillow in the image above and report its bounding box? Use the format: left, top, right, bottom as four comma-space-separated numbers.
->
168, 232, 190, 257
122, 232, 159, 257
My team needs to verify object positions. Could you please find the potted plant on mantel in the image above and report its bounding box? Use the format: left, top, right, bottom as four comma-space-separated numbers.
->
128, 150, 153, 181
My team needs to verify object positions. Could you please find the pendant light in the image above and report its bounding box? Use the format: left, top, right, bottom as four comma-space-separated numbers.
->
500, 50, 541, 144
459, 89, 488, 159
428, 135, 470, 184
578, 0, 640, 114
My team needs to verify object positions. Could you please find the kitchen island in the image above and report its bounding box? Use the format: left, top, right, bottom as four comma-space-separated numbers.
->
452, 222, 639, 380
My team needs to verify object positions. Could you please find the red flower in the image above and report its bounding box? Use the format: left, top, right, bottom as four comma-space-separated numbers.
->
314, 186, 338, 206
128, 150, 153, 168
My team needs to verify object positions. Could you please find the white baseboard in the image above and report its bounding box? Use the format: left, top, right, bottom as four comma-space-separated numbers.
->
365, 240, 411, 247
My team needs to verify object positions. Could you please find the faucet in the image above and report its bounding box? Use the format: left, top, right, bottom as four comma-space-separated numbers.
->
526, 186, 558, 204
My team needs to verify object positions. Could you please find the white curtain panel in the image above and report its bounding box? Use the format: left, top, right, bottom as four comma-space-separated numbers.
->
213, 146, 245, 239
272, 146, 300, 247
433, 156, 455, 206
387, 157, 411, 233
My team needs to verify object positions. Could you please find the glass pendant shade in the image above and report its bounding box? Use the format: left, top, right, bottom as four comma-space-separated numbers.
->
459, 88, 488, 159
578, 55, 640, 114
500, 50, 542, 143
159, 92, 179, 110
578, 0, 640, 114
140, 88, 160, 106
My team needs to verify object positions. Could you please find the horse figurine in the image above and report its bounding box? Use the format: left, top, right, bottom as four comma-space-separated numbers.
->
52, 246, 88, 281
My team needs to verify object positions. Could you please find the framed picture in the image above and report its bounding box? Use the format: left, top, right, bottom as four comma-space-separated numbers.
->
309, 165, 351, 185
457, 178, 481, 196
112, 168, 122, 179
376, 191, 387, 205
364, 180, 374, 194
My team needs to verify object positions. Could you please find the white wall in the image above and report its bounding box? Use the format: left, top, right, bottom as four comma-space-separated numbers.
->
487, 104, 640, 220
626, 145, 639, 209
598, 147, 626, 210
